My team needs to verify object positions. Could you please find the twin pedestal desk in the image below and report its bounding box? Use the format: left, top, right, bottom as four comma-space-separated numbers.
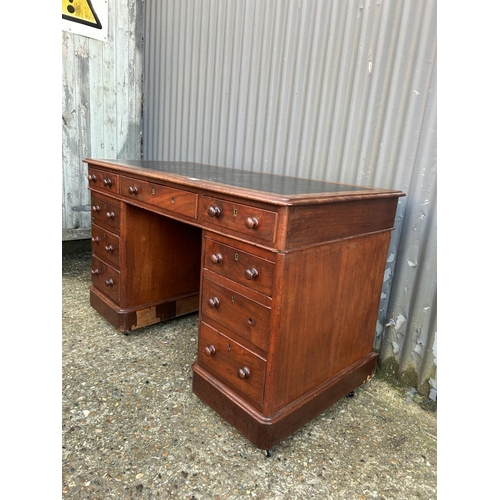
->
86, 158, 404, 451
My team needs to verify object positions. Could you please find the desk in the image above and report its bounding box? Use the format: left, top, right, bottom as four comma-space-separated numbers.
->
85, 158, 405, 451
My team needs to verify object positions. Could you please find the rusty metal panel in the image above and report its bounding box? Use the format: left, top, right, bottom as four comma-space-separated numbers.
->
62, 0, 143, 241
142, 0, 437, 399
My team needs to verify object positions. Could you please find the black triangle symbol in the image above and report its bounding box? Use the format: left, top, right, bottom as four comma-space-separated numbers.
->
62, 0, 102, 30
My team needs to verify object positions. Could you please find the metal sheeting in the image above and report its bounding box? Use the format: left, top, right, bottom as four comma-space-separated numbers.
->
143, 0, 437, 399
62, 0, 144, 240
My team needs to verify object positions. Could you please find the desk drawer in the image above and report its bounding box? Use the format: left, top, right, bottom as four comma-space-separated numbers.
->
91, 194, 121, 233
91, 224, 120, 268
204, 237, 275, 297
88, 167, 120, 194
198, 322, 266, 406
202, 196, 277, 243
201, 278, 270, 352
121, 176, 198, 219
91, 256, 120, 303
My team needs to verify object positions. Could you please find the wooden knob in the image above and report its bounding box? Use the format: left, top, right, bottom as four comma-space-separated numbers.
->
92, 205, 100, 213
203, 345, 216, 356
245, 217, 259, 229
208, 206, 221, 217
244, 268, 259, 280
103, 178, 112, 186
238, 367, 250, 379
210, 253, 223, 265
106, 212, 115, 219
208, 297, 220, 308
129, 186, 138, 194
105, 279, 114, 287
105, 245, 114, 253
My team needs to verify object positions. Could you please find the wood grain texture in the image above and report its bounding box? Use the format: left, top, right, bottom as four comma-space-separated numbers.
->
201, 278, 271, 353
86, 159, 403, 448
120, 175, 198, 219
197, 322, 267, 407
264, 232, 392, 414
285, 197, 398, 249
120, 204, 201, 309
203, 236, 275, 297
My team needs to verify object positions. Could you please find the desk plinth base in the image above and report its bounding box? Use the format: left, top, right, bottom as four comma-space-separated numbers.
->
192, 352, 378, 450
90, 287, 199, 332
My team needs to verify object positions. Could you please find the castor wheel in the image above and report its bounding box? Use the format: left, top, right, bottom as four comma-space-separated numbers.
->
264, 449, 273, 458
346, 391, 355, 398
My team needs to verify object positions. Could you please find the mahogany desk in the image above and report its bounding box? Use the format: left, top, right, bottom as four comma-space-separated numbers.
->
85, 158, 405, 451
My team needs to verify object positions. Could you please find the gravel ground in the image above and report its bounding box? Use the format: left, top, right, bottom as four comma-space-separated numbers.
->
62, 247, 437, 499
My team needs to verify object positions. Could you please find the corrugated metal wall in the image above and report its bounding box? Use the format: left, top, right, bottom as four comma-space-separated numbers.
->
143, 0, 437, 399
62, 0, 144, 241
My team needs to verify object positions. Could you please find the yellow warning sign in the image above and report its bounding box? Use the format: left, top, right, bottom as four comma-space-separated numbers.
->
62, 0, 102, 30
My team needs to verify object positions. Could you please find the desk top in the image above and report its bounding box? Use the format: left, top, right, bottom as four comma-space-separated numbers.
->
86, 159, 404, 205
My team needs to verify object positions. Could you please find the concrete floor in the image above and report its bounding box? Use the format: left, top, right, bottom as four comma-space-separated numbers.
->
62, 245, 437, 499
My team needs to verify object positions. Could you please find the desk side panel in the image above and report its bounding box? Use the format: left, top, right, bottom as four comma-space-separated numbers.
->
264, 231, 392, 414
284, 197, 399, 249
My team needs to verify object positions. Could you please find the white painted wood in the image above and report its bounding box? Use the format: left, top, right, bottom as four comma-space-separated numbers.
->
62, 0, 143, 240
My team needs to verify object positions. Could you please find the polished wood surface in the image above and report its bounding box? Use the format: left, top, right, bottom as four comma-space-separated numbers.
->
86, 158, 405, 449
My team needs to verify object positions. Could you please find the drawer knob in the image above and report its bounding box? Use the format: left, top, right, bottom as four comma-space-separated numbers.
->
238, 367, 251, 379
203, 345, 216, 357
91, 269, 99, 276
105, 279, 114, 287
103, 178, 113, 186
92, 205, 100, 213
88, 174, 97, 182
105, 245, 114, 253
106, 211, 115, 219
245, 217, 259, 229
208, 297, 220, 308
210, 253, 223, 265
91, 236, 100, 244
244, 268, 259, 280
129, 186, 139, 194
207, 206, 221, 218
